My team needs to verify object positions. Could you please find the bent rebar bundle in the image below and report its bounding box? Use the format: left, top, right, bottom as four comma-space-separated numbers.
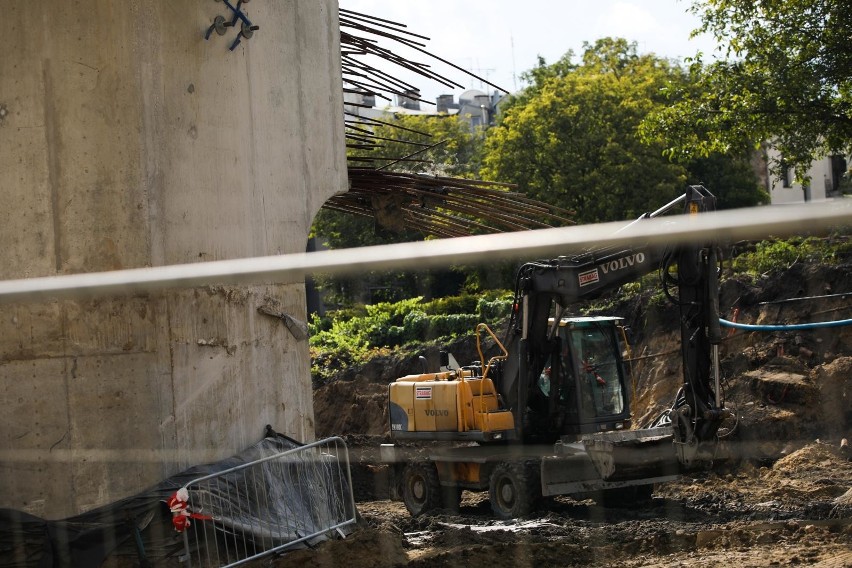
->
336, 9, 576, 238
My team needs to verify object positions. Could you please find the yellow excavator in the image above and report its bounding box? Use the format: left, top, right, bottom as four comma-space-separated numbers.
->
381, 186, 731, 518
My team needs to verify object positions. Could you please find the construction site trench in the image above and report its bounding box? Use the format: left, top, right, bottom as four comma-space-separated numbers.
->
294, 261, 852, 568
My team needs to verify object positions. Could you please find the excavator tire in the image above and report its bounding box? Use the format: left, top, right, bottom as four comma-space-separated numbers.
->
488, 461, 540, 519
401, 462, 442, 516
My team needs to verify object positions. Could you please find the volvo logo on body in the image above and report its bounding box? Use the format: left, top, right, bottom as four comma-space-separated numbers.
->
600, 253, 646, 274
424, 409, 449, 417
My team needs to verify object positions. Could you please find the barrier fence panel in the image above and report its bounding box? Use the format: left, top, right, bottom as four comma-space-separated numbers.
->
179, 436, 356, 568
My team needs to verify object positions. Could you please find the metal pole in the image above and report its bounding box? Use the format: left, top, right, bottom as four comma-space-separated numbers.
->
712, 344, 721, 408
182, 530, 193, 568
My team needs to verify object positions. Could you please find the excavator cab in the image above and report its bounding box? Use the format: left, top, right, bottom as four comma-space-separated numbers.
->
531, 316, 631, 438
566, 318, 627, 419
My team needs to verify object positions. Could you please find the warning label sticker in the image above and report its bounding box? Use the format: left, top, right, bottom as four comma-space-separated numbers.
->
578, 269, 600, 287
415, 387, 432, 400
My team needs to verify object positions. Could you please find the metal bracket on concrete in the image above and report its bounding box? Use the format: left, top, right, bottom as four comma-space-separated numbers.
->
258, 299, 309, 341
205, 0, 259, 51
204, 15, 230, 39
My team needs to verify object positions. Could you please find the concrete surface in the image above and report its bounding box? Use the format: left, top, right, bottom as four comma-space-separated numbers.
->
0, 0, 346, 519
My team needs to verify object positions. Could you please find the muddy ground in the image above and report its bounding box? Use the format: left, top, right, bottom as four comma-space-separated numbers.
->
283, 262, 852, 567
285, 446, 852, 568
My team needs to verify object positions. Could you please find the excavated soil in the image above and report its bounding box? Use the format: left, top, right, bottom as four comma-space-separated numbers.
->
274, 442, 852, 568
288, 262, 852, 567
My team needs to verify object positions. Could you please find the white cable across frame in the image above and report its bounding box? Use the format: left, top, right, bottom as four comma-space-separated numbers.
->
0, 200, 849, 304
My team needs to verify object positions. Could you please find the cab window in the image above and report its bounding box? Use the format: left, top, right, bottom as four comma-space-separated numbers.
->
565, 326, 624, 417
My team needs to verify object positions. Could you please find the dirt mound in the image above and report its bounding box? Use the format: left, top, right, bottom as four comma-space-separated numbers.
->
314, 377, 389, 438
771, 441, 849, 476
835, 488, 852, 518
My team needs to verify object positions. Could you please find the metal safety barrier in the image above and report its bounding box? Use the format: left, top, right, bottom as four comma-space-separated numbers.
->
179, 436, 356, 568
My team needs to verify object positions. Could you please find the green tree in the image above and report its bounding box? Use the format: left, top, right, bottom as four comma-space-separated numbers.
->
483, 39, 692, 223
643, 0, 852, 180
685, 151, 768, 208
348, 113, 483, 178
500, 52, 579, 112
484, 38, 767, 222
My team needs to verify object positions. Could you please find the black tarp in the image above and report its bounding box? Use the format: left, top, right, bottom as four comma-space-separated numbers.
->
0, 426, 354, 567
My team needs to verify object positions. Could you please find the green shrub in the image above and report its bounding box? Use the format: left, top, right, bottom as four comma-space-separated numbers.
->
477, 293, 514, 321
731, 235, 851, 276
308, 291, 513, 380
421, 295, 479, 315
402, 310, 429, 343
427, 314, 480, 339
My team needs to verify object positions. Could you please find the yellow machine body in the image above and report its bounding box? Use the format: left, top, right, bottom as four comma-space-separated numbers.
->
388, 371, 516, 441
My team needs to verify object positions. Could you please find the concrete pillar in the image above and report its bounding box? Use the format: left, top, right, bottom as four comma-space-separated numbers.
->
0, 0, 346, 519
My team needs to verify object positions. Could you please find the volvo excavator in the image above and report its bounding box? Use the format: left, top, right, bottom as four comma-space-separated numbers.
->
381, 185, 731, 518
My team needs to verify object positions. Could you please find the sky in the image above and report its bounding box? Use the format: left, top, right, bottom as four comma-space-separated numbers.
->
339, 0, 723, 104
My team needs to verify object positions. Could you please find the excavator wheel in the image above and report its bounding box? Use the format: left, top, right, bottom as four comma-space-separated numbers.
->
488, 461, 540, 519
401, 462, 442, 516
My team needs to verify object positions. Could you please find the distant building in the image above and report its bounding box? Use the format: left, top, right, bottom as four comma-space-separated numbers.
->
396, 89, 423, 111
765, 147, 848, 204
345, 89, 504, 130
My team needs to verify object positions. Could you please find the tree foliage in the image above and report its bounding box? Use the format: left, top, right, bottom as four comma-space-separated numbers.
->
483, 39, 691, 223
643, 0, 852, 179
483, 38, 766, 222
685, 151, 768, 208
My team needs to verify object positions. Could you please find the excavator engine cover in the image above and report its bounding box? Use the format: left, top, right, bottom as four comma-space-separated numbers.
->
388, 372, 516, 441
389, 379, 459, 433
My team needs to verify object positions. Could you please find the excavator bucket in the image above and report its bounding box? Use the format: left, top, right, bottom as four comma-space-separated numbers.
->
581, 426, 680, 482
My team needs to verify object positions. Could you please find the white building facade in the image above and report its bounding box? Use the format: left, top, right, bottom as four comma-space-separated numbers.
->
766, 147, 848, 204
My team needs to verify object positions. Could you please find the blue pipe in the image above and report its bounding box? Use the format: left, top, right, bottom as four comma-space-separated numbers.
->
719, 318, 852, 331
